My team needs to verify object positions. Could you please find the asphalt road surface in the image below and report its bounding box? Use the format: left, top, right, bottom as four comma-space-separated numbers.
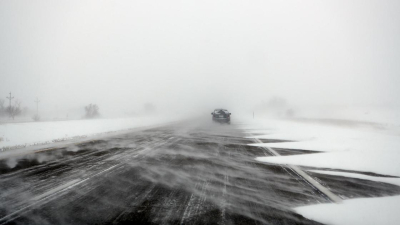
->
1, 119, 400, 225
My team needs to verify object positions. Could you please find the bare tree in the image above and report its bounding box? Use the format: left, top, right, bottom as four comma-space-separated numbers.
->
8, 100, 22, 120
84, 104, 99, 118
32, 113, 40, 121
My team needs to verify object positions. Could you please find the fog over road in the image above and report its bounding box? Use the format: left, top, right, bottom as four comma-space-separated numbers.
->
1, 119, 399, 225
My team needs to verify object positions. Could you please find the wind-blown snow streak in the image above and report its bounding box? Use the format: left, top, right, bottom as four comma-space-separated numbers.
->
308, 170, 400, 187
253, 138, 342, 203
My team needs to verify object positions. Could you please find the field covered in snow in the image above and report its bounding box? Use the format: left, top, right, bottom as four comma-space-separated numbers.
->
293, 105, 400, 127
249, 120, 400, 177
240, 115, 400, 225
295, 195, 400, 225
0, 116, 178, 151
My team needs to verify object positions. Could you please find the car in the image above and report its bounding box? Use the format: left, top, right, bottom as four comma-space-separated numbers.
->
211, 109, 231, 123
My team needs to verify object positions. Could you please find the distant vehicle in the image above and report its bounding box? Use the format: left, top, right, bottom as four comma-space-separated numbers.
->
211, 109, 231, 123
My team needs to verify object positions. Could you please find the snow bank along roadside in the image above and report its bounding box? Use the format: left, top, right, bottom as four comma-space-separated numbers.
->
295, 195, 400, 225
293, 105, 400, 127
308, 170, 400, 187
246, 119, 400, 177
0, 117, 178, 152
239, 117, 400, 225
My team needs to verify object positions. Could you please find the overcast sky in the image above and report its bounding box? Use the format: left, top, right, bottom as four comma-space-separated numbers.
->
1, 0, 399, 116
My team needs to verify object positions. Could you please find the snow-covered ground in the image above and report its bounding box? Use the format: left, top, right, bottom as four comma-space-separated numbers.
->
0, 116, 178, 151
244, 119, 400, 177
240, 113, 400, 225
309, 170, 400, 187
292, 105, 400, 126
295, 195, 400, 225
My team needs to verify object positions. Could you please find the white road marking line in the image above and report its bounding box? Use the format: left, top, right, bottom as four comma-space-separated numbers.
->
253, 138, 342, 203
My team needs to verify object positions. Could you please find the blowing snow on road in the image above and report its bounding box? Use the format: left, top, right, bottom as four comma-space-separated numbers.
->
1, 119, 400, 224
1, 0, 400, 224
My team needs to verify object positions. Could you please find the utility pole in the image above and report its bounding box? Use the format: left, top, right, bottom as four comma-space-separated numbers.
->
6, 92, 14, 108
6, 92, 14, 117
34, 98, 40, 115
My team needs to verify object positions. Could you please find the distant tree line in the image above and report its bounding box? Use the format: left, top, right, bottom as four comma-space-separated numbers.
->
1, 92, 101, 121
0, 98, 23, 120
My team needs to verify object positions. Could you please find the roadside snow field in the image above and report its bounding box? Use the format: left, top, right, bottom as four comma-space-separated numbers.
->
294, 106, 400, 126
295, 195, 400, 225
240, 117, 400, 225
244, 119, 400, 177
0, 117, 176, 150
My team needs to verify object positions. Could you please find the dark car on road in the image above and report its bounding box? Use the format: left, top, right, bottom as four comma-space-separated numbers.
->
211, 109, 231, 123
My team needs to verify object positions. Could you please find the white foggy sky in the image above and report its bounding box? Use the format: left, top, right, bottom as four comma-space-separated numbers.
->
1, 0, 399, 115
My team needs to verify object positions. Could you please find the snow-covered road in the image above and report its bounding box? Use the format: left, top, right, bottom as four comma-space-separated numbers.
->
0, 120, 329, 225
1, 118, 400, 224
